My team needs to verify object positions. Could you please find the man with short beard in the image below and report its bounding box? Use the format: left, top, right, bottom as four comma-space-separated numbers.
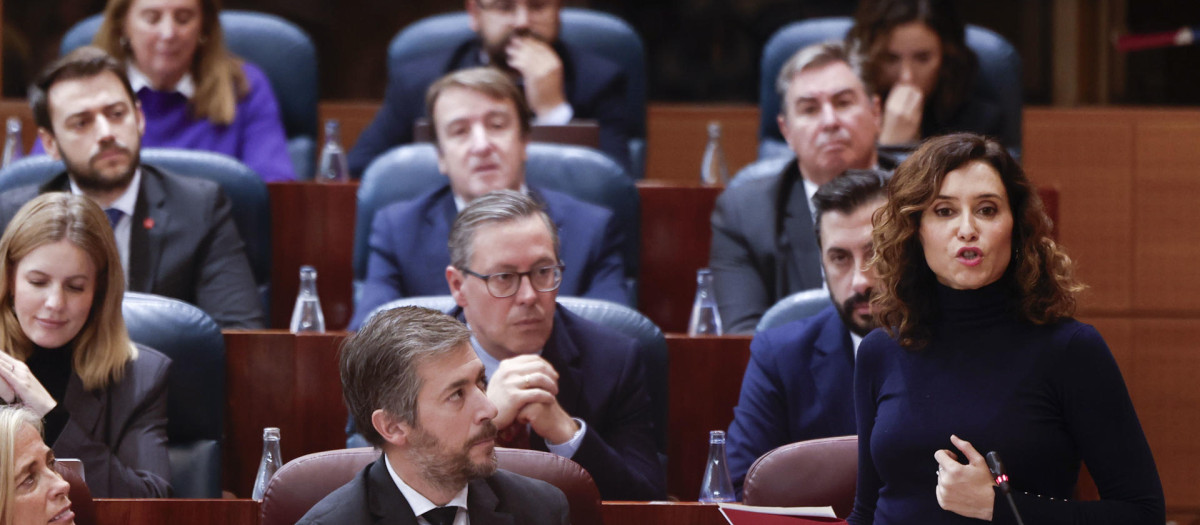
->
301, 306, 568, 524
724, 170, 888, 497
710, 41, 894, 333
0, 46, 262, 328
348, 0, 636, 176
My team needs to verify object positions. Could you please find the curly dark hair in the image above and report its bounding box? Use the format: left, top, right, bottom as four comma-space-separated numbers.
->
871, 133, 1083, 349
846, 0, 976, 125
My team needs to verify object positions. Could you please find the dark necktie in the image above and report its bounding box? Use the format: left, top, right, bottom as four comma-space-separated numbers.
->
422, 506, 458, 525
104, 208, 124, 230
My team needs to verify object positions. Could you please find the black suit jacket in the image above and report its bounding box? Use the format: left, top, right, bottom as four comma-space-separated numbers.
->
298, 456, 569, 525
453, 304, 666, 500
53, 344, 172, 498
0, 166, 264, 328
348, 38, 634, 175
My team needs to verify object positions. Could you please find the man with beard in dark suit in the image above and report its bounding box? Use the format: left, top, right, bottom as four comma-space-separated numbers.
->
301, 306, 568, 524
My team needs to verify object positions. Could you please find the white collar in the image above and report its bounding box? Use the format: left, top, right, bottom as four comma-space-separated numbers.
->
384, 454, 469, 517
127, 63, 195, 98
69, 168, 141, 216
452, 183, 530, 213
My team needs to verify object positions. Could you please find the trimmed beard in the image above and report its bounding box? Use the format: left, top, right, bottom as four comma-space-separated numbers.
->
406, 420, 499, 494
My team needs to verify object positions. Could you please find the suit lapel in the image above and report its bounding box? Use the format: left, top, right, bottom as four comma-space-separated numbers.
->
780, 172, 822, 294
58, 373, 104, 445
366, 456, 420, 525
127, 168, 169, 293
466, 476, 515, 525
533, 308, 583, 451
808, 309, 855, 411
38, 172, 73, 194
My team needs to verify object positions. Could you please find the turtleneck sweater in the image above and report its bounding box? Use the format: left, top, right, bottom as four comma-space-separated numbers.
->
25, 344, 72, 443
848, 281, 1163, 525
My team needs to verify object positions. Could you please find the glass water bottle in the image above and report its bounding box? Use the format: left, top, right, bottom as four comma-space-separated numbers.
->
700, 121, 729, 186
699, 430, 736, 503
315, 119, 350, 182
2, 117, 23, 168
251, 427, 282, 500
289, 265, 326, 333
688, 268, 723, 336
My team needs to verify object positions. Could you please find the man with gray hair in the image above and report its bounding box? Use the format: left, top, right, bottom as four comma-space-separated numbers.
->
709, 41, 893, 333
301, 306, 568, 524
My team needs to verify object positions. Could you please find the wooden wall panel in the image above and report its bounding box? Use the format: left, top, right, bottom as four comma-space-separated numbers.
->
646, 104, 760, 184
1128, 319, 1200, 508
1023, 109, 1134, 313
1133, 119, 1200, 312
95, 499, 258, 525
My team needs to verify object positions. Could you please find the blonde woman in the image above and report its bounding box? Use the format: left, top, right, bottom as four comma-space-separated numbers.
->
0, 406, 74, 525
0, 193, 170, 498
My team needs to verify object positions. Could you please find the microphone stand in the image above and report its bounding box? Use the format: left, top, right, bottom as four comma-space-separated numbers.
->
986, 451, 1026, 525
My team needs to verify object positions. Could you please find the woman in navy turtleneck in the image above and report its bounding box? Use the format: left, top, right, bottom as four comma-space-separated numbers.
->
848, 133, 1163, 525
0, 193, 170, 498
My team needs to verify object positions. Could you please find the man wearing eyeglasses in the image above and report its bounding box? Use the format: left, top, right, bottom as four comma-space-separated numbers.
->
442, 189, 665, 501
348, 0, 636, 176
350, 68, 628, 330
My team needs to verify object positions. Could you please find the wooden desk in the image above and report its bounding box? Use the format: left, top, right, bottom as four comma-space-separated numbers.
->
224, 331, 348, 497
94, 499, 258, 525
267, 182, 357, 330
90, 499, 731, 525
667, 335, 752, 500
637, 182, 723, 333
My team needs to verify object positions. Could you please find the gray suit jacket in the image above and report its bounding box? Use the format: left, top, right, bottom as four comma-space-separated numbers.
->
710, 159, 825, 334
298, 456, 570, 525
0, 166, 264, 328
53, 344, 171, 498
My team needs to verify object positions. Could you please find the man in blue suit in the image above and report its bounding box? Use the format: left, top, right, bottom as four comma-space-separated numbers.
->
348, 0, 635, 175
725, 170, 888, 495
351, 67, 627, 330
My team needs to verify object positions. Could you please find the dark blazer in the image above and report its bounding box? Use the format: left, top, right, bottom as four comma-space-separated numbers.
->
53, 344, 171, 498
298, 456, 569, 525
0, 167, 264, 328
348, 38, 634, 176
350, 184, 628, 329
725, 305, 856, 496
709, 156, 897, 333
454, 304, 665, 500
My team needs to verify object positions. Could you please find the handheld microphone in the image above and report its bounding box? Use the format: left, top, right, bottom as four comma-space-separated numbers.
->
986, 451, 1025, 525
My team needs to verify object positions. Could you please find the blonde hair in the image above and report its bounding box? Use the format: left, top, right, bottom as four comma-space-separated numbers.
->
0, 406, 43, 525
93, 0, 248, 125
0, 194, 136, 390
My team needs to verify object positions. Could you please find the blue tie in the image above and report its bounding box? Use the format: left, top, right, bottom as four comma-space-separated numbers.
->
104, 208, 124, 230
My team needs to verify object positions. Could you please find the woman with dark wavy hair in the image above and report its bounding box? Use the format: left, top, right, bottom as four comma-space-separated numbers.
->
846, 0, 1011, 150
848, 133, 1163, 524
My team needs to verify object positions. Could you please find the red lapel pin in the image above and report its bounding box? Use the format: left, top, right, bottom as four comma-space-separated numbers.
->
143, 217, 155, 230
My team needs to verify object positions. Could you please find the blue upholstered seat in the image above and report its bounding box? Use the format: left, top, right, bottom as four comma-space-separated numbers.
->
122, 292, 225, 498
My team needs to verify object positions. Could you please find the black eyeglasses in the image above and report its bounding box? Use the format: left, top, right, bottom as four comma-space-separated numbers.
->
460, 264, 565, 298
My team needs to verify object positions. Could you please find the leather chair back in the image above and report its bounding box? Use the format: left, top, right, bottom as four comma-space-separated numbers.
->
355, 143, 640, 289
387, 8, 647, 178
0, 149, 272, 314
122, 292, 226, 498
260, 447, 603, 525
60, 11, 319, 179
56, 459, 96, 525
725, 155, 793, 191
364, 296, 668, 455
757, 288, 832, 332
742, 435, 858, 518
757, 17, 1022, 159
